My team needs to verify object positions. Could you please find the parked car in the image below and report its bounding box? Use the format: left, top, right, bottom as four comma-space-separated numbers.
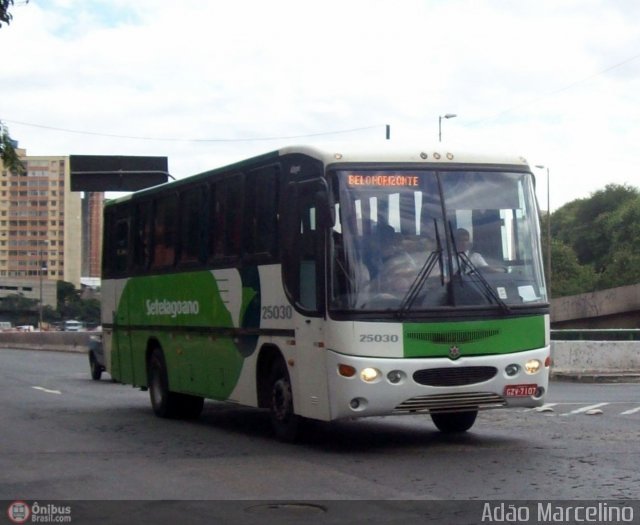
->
64, 320, 84, 332
88, 335, 105, 380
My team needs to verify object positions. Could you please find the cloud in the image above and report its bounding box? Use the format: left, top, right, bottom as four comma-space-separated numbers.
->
2, 0, 640, 207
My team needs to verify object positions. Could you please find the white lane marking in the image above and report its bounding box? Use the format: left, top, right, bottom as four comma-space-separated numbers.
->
32, 386, 62, 395
620, 406, 640, 416
534, 403, 557, 412
560, 402, 609, 416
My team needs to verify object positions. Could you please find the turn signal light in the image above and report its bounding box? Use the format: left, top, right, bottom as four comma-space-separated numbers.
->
338, 364, 356, 378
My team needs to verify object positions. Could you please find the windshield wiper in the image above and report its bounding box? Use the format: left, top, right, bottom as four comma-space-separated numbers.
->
450, 227, 510, 312
398, 220, 444, 317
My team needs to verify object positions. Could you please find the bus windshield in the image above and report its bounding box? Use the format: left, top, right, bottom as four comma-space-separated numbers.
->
329, 169, 547, 313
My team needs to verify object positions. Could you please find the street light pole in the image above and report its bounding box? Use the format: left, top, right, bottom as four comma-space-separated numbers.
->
535, 165, 551, 296
438, 113, 457, 142
38, 241, 48, 331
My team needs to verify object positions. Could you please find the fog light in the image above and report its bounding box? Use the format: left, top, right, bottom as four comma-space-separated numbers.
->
387, 370, 404, 384
349, 397, 367, 411
361, 367, 380, 383
505, 363, 520, 377
525, 359, 541, 374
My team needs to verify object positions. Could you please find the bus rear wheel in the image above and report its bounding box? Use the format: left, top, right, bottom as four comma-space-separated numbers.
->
147, 348, 204, 420
268, 359, 301, 442
431, 410, 478, 433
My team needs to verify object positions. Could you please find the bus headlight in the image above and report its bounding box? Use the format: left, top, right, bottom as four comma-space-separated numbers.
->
361, 368, 381, 383
525, 359, 541, 374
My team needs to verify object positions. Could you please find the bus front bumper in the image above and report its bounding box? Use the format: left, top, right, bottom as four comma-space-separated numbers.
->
325, 347, 550, 420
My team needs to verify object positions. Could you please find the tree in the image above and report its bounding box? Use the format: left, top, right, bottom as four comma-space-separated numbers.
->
1, 2, 28, 173
550, 240, 597, 297
1, 0, 23, 27
549, 183, 640, 296
56, 280, 101, 324
0, 122, 25, 174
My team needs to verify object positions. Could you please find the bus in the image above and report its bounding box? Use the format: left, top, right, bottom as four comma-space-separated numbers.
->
101, 145, 550, 440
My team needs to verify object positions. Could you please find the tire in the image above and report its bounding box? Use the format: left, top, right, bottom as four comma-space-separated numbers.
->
147, 348, 182, 418
268, 359, 301, 442
177, 393, 205, 420
147, 348, 205, 420
431, 410, 478, 433
89, 352, 102, 381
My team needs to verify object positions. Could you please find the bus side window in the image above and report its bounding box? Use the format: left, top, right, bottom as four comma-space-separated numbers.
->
152, 194, 178, 270
244, 165, 279, 260
114, 218, 130, 274
211, 176, 243, 263
178, 186, 206, 266
133, 201, 152, 271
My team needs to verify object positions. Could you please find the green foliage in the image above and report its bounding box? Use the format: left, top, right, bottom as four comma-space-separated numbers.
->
55, 281, 101, 325
550, 240, 596, 297
0, 122, 25, 174
550, 184, 640, 297
0, 281, 100, 326
0, 0, 15, 27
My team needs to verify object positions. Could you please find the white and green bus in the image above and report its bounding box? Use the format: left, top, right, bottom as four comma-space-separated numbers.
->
101, 145, 550, 440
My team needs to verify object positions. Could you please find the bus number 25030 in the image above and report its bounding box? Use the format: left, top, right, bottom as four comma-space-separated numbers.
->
261, 305, 293, 320
359, 334, 400, 343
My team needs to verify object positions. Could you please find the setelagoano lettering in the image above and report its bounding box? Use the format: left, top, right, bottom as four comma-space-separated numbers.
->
145, 299, 200, 318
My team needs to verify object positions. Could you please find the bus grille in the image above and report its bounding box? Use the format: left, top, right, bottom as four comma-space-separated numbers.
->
394, 392, 506, 414
413, 366, 498, 386
406, 329, 499, 344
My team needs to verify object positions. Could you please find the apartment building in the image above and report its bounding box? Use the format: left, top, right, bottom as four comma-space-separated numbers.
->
0, 148, 88, 299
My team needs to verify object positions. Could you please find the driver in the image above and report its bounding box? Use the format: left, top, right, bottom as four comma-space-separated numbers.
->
368, 224, 417, 293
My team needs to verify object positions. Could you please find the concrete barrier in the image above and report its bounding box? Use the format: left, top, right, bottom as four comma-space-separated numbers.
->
551, 340, 640, 381
0, 332, 93, 353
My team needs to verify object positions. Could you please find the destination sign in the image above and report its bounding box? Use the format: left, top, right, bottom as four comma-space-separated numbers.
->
347, 174, 419, 187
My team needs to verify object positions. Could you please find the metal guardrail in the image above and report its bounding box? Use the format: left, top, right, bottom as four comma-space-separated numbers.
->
551, 329, 640, 341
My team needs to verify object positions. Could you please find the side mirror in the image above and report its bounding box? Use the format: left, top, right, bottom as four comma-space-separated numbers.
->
314, 183, 335, 229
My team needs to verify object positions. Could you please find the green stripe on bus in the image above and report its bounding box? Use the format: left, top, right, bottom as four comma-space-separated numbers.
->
113, 270, 259, 399
403, 315, 545, 358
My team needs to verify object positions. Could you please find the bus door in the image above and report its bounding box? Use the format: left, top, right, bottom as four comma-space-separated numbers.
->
283, 178, 331, 420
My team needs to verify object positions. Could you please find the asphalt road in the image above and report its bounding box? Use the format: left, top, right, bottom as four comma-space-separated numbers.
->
0, 348, 638, 523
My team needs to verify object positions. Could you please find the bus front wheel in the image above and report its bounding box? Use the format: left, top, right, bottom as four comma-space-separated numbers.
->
430, 410, 478, 433
268, 359, 301, 442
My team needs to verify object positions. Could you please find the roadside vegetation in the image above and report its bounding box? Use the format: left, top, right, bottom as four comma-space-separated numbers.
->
545, 183, 640, 297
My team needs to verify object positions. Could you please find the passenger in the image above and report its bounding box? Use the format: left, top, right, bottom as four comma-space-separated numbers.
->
454, 228, 504, 273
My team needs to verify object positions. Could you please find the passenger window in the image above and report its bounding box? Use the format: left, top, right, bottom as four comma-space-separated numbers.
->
152, 194, 178, 269
244, 166, 278, 259
179, 187, 206, 265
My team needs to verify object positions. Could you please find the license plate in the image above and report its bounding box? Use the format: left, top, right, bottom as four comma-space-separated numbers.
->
504, 384, 538, 397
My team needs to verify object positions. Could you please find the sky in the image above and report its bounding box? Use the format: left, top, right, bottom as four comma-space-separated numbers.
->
2, 0, 640, 210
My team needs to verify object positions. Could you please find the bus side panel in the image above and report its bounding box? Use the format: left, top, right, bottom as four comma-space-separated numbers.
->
116, 269, 259, 400
227, 265, 288, 408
